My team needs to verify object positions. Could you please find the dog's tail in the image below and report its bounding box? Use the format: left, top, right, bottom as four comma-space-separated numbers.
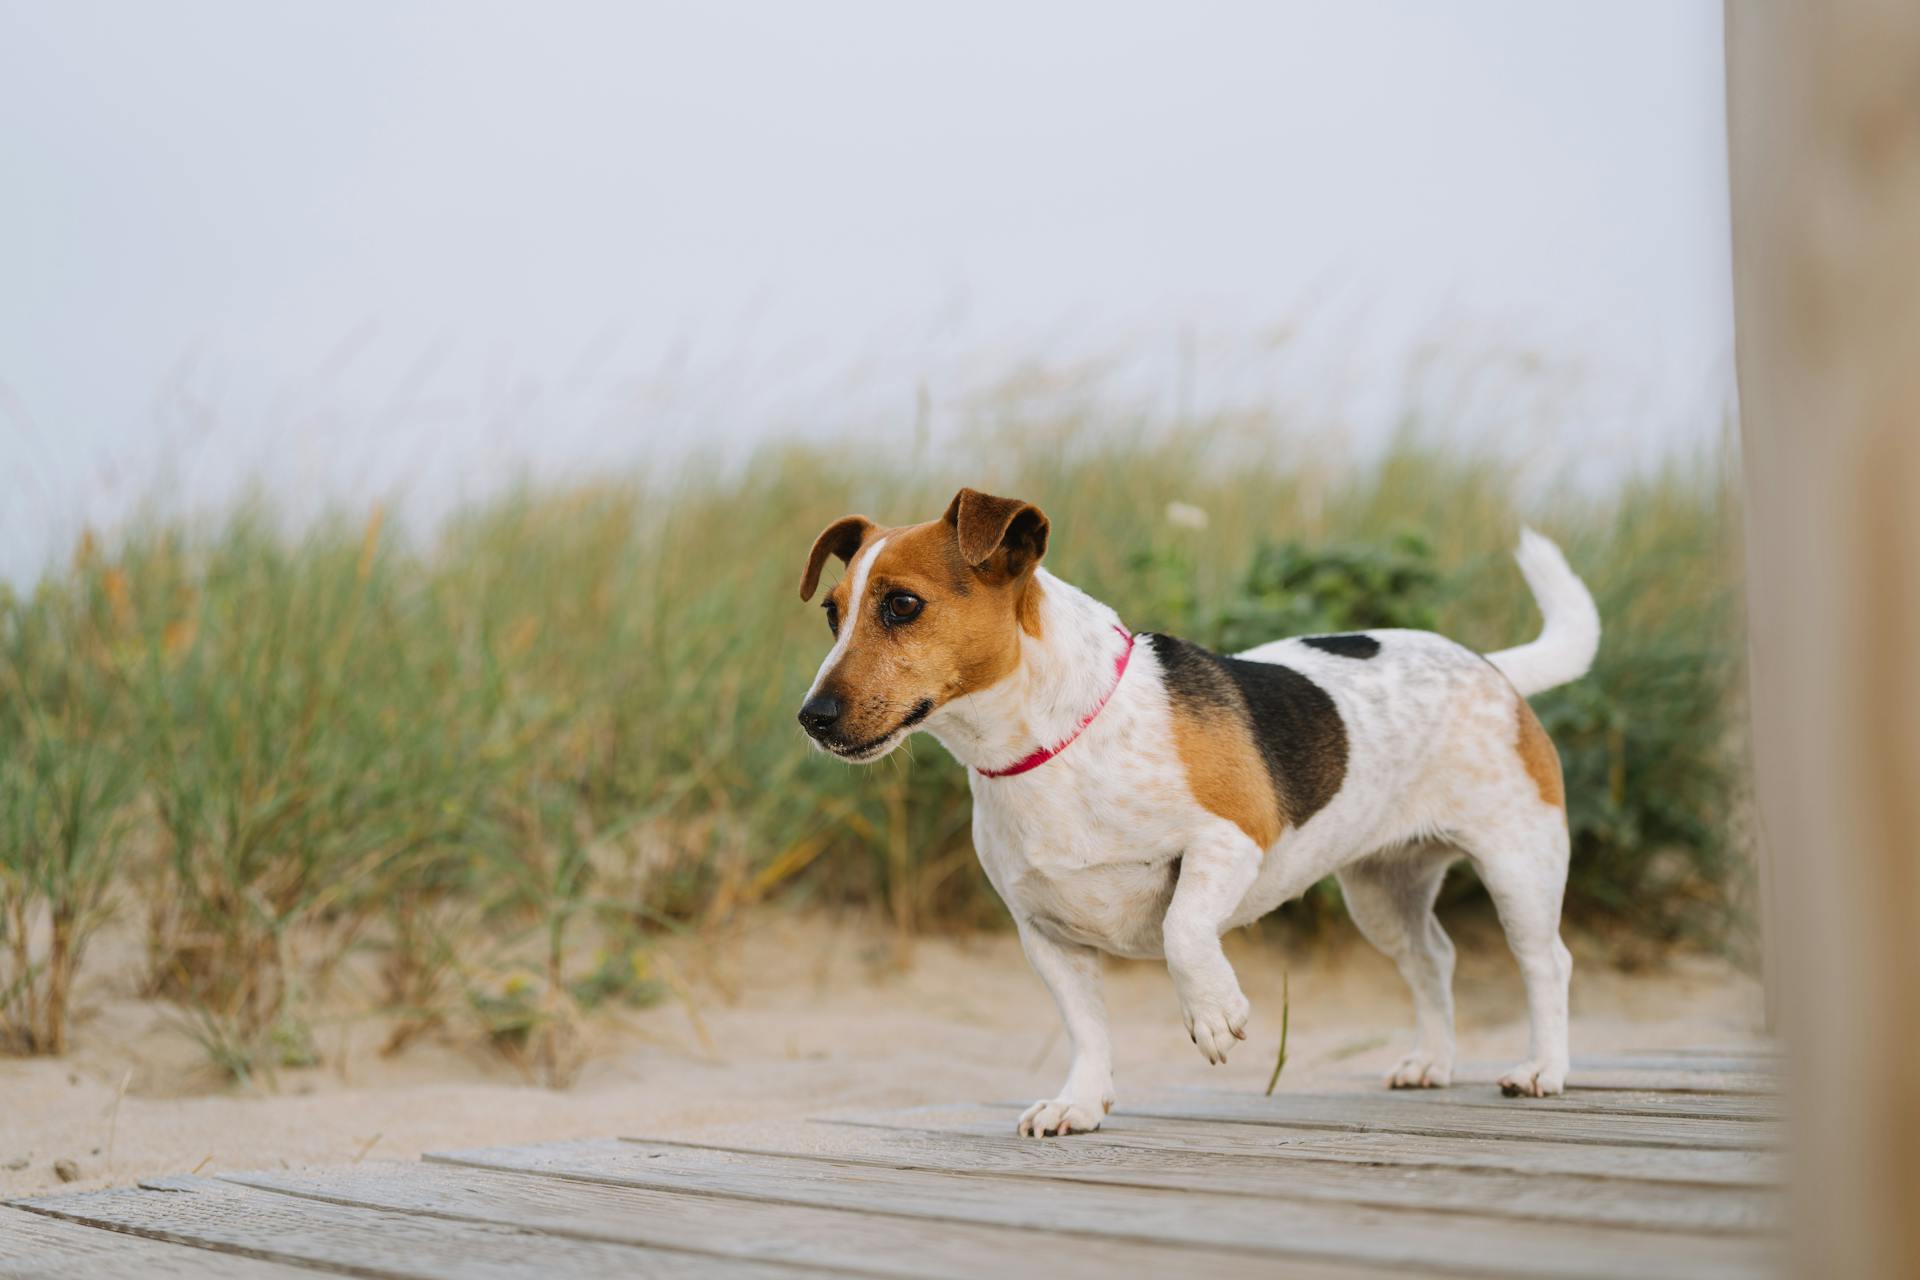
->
1483, 528, 1600, 698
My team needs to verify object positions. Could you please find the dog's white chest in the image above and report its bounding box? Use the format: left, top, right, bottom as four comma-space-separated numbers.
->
966, 728, 1195, 959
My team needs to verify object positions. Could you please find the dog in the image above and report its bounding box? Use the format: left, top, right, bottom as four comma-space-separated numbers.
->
796, 488, 1598, 1136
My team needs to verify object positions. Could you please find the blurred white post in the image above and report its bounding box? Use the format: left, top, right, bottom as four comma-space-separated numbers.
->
1725, 3, 1920, 1276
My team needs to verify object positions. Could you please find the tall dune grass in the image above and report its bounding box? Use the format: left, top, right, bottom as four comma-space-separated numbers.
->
0, 418, 1749, 1074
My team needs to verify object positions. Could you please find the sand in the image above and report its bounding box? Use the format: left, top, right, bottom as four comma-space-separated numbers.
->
0, 909, 1765, 1198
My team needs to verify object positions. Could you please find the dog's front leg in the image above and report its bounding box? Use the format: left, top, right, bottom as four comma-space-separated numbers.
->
1164, 826, 1262, 1064
1013, 918, 1114, 1137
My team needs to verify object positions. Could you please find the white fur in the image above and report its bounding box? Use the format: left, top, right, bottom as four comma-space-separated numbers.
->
1485, 527, 1600, 697
904, 536, 1596, 1133
804, 535, 888, 716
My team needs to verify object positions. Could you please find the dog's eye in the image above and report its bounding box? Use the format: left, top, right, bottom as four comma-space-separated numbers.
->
882, 592, 924, 624
823, 600, 840, 636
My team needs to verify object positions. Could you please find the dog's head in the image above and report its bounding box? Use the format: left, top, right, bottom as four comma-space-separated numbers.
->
795, 488, 1049, 761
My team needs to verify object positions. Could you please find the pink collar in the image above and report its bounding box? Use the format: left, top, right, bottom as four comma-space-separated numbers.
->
976, 626, 1134, 779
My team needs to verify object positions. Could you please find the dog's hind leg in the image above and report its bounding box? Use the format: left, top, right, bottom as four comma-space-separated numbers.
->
1460, 810, 1574, 1097
1013, 918, 1115, 1137
1337, 845, 1459, 1088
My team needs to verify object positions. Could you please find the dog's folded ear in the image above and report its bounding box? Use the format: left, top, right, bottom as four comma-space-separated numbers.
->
944, 488, 1049, 578
799, 515, 876, 600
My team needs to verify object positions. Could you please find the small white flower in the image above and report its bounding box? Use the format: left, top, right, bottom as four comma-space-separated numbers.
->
1165, 501, 1209, 531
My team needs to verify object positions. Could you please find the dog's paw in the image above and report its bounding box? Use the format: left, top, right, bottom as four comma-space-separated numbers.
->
1017, 1095, 1110, 1137
1386, 1049, 1454, 1089
1179, 983, 1251, 1065
1497, 1060, 1567, 1098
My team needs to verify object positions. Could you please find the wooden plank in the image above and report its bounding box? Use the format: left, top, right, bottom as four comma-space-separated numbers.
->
214, 1163, 1357, 1280
795, 1116, 1776, 1232
1573, 1055, 1780, 1075
1398, 1087, 1774, 1121
1352, 1059, 1780, 1096
1572, 1057, 1779, 1095
0, 1205, 328, 1279
1114, 1089, 1774, 1151
1321, 1087, 1780, 1122
430, 1138, 1774, 1279
868, 1104, 1783, 1187
703, 1119, 1775, 1234
1595, 1048, 1781, 1064
1564, 1070, 1774, 1095
12, 1177, 806, 1279
1451, 1065, 1776, 1096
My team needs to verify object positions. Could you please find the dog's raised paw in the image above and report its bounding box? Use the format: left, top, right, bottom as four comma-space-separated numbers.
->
1179, 986, 1252, 1066
1017, 1097, 1108, 1137
1386, 1051, 1454, 1089
1497, 1061, 1566, 1098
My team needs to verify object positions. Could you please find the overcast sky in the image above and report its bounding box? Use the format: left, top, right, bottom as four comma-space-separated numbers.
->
0, 1, 1733, 579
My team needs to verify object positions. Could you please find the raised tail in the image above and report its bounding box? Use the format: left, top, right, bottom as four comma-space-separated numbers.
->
1484, 528, 1600, 698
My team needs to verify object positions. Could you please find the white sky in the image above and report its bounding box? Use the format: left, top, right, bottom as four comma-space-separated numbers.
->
0, 1, 1733, 580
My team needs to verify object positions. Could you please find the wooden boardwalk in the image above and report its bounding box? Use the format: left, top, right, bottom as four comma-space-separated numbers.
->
2, 1049, 1782, 1278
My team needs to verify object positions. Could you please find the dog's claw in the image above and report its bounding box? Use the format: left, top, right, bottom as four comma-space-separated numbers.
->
1387, 1050, 1454, 1089
1496, 1061, 1565, 1098
1178, 980, 1252, 1066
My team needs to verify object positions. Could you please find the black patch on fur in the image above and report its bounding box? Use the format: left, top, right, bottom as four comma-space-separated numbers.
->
1147, 633, 1350, 826
1223, 652, 1350, 825
1301, 633, 1380, 659
1149, 632, 1244, 714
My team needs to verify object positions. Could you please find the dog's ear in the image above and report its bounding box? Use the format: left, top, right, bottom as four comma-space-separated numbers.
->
799, 515, 876, 601
943, 488, 1049, 578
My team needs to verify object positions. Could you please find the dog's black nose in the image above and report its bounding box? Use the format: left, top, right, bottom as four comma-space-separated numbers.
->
798, 693, 842, 736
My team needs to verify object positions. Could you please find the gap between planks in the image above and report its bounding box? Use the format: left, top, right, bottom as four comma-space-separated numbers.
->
1316, 1085, 1781, 1122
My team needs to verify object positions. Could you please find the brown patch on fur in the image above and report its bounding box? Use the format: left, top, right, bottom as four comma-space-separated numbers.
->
1172, 709, 1285, 848
806, 496, 1049, 746
944, 488, 1048, 574
1515, 697, 1565, 808
1155, 651, 1285, 848
876, 519, 1029, 692
1017, 574, 1045, 639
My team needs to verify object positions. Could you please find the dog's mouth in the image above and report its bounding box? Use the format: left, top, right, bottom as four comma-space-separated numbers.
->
823, 699, 936, 762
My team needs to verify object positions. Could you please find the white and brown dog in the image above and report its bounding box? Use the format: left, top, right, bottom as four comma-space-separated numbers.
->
797, 489, 1598, 1136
